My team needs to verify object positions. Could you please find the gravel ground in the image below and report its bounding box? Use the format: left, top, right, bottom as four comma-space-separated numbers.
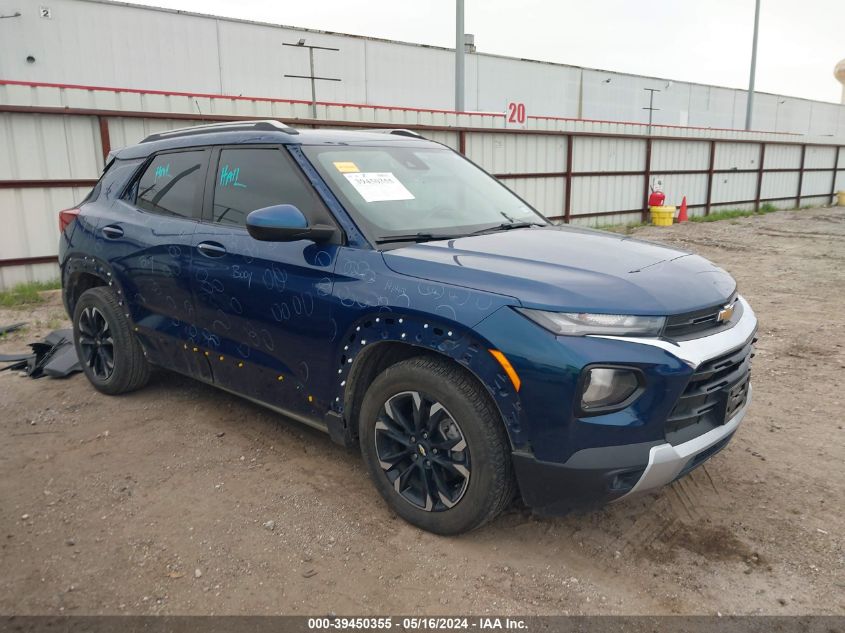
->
0, 206, 843, 616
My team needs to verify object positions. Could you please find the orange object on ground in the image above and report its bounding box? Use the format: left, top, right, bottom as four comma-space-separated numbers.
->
677, 196, 689, 223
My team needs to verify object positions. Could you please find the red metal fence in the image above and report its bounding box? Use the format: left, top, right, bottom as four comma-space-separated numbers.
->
1, 98, 843, 271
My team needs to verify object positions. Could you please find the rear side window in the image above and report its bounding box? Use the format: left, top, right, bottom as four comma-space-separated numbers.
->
81, 158, 114, 205
135, 151, 205, 219
211, 148, 325, 228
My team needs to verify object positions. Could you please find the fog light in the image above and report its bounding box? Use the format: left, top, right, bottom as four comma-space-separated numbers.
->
581, 367, 641, 411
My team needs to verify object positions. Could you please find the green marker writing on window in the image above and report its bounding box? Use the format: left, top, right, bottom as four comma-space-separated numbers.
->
220, 164, 247, 188
154, 163, 170, 181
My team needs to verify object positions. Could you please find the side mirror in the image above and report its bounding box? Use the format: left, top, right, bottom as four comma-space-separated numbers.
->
246, 204, 336, 243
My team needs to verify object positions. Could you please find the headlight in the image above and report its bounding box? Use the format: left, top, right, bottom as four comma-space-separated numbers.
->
580, 367, 642, 412
516, 308, 665, 336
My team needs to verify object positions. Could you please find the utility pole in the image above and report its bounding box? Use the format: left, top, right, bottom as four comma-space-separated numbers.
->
745, 0, 761, 130
283, 40, 341, 120
455, 0, 465, 112
643, 88, 660, 134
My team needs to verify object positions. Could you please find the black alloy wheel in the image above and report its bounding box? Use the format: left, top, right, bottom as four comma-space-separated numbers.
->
374, 390, 471, 512
77, 306, 115, 380
359, 356, 515, 534
72, 286, 150, 395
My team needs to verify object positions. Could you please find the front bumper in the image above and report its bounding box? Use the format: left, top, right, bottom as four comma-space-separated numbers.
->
513, 390, 750, 515
512, 295, 757, 515
621, 385, 750, 498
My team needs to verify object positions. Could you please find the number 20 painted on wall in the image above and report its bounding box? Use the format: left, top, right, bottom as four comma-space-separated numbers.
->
507, 102, 526, 124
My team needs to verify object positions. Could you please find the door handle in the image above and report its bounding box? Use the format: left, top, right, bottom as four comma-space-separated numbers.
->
101, 224, 124, 239
197, 241, 227, 258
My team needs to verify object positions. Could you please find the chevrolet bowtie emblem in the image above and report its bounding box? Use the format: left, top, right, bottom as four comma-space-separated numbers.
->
717, 303, 735, 323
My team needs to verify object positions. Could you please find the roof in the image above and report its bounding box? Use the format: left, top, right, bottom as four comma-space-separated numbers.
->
113, 123, 438, 160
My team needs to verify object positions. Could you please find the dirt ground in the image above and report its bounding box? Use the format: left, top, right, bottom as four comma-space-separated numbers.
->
0, 206, 843, 616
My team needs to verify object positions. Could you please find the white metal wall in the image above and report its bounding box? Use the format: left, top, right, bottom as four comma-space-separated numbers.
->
0, 113, 103, 179
2, 0, 845, 136
465, 134, 566, 174
0, 111, 105, 288
0, 83, 843, 290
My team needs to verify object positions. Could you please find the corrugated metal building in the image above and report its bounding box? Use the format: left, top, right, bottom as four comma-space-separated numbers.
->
1, 0, 845, 135
0, 0, 844, 289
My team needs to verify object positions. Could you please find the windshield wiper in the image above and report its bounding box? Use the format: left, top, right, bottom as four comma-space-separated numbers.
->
375, 232, 463, 245
466, 221, 546, 236
375, 222, 546, 245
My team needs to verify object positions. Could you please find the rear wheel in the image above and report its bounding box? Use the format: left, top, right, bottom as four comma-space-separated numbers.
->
359, 356, 514, 534
72, 286, 150, 395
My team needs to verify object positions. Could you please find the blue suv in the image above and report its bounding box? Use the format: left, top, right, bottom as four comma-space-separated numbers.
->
59, 121, 756, 534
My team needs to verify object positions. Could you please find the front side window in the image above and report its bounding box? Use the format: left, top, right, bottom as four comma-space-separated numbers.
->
302, 145, 547, 243
135, 151, 205, 219
211, 148, 326, 228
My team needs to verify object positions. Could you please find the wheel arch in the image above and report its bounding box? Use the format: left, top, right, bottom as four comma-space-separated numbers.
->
344, 341, 436, 437
332, 314, 524, 451
62, 256, 117, 317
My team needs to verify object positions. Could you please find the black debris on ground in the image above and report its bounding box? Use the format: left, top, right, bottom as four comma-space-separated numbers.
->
0, 322, 26, 336
0, 329, 81, 378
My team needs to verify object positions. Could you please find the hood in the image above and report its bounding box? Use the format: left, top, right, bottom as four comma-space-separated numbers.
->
382, 226, 736, 315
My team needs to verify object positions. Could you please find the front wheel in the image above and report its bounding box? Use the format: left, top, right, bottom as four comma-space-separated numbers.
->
358, 356, 515, 534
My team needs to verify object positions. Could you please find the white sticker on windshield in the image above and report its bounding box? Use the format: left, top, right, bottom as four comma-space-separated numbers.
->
343, 172, 415, 203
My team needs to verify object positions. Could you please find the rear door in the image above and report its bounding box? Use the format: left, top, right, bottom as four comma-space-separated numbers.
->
110, 148, 211, 379
190, 145, 341, 420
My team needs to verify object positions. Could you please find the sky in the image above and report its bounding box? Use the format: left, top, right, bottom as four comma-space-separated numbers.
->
119, 0, 845, 104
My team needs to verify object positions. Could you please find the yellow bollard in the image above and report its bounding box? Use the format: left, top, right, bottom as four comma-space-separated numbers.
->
650, 205, 676, 227
837, 191, 845, 207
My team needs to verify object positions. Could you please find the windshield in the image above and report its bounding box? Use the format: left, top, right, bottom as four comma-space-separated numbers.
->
301, 144, 548, 243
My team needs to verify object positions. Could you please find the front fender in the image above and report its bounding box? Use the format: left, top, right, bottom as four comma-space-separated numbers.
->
330, 311, 525, 449
326, 247, 524, 446
474, 306, 695, 463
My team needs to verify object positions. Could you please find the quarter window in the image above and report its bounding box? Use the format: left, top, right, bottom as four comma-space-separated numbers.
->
211, 148, 325, 227
135, 151, 205, 219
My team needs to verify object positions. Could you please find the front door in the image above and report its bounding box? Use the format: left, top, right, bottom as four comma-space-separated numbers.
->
190, 146, 341, 421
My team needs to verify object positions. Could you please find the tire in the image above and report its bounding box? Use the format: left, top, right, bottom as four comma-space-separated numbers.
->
359, 356, 515, 535
72, 286, 150, 395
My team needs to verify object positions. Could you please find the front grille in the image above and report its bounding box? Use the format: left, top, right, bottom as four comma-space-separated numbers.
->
665, 336, 755, 445
663, 295, 739, 340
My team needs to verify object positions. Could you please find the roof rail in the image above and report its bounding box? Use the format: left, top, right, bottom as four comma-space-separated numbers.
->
140, 120, 299, 143
357, 129, 425, 139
